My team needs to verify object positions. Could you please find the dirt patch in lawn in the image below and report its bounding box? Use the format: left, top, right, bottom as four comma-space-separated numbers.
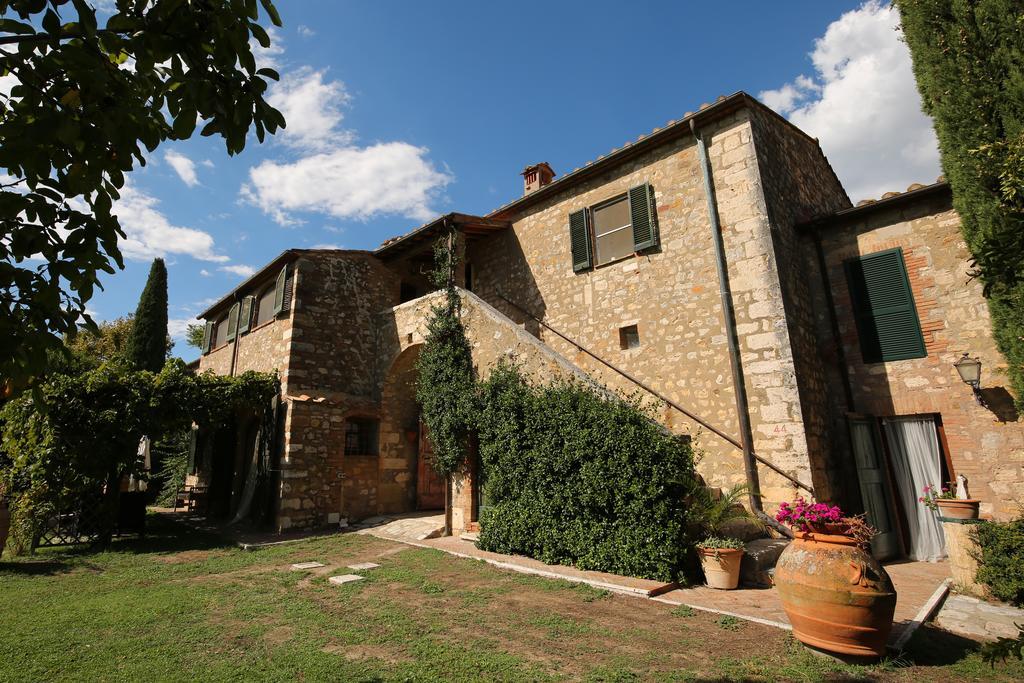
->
155, 549, 218, 564
322, 643, 412, 665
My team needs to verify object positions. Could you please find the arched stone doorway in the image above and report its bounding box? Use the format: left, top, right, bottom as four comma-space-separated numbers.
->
378, 344, 446, 514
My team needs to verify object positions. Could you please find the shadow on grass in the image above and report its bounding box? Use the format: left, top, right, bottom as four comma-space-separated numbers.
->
901, 624, 984, 667
0, 512, 235, 566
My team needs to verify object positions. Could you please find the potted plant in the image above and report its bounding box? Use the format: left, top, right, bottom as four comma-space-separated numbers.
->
773, 497, 896, 658
920, 483, 980, 520
690, 484, 763, 590
697, 536, 745, 589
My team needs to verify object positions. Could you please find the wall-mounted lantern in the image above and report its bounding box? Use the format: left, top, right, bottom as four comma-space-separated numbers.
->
953, 352, 985, 406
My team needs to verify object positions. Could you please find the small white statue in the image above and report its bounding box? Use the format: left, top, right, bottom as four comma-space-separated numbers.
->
956, 474, 970, 500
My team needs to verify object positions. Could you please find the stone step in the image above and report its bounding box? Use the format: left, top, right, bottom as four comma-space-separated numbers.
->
741, 538, 790, 588
459, 531, 480, 543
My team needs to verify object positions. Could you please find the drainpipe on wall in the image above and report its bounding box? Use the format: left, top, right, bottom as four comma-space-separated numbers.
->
689, 119, 790, 537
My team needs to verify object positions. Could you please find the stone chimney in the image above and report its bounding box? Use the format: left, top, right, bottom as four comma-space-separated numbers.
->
521, 162, 555, 195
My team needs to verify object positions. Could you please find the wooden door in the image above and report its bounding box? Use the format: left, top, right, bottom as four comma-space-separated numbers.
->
417, 421, 445, 510
848, 418, 901, 560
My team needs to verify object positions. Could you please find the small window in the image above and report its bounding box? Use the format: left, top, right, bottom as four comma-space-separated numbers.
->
211, 315, 228, 349
345, 418, 379, 456
619, 324, 640, 350
844, 248, 926, 363
593, 195, 634, 266
464, 262, 473, 292
254, 285, 277, 327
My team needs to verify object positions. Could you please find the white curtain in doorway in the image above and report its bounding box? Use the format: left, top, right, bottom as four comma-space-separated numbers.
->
883, 417, 946, 562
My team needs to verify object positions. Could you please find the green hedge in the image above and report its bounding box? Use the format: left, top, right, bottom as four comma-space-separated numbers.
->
975, 517, 1024, 606
475, 363, 701, 583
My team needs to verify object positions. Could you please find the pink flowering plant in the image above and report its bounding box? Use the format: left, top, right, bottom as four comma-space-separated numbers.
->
775, 496, 843, 532
919, 483, 955, 512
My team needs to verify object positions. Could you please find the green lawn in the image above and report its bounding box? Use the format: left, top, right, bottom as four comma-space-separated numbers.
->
0, 514, 1020, 682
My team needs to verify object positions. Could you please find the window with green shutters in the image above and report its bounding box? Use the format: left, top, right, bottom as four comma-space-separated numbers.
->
202, 321, 214, 354
843, 248, 926, 363
238, 295, 255, 335
225, 302, 241, 342
568, 182, 658, 272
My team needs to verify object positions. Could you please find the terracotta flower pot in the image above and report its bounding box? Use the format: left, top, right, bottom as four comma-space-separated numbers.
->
0, 502, 9, 559
935, 499, 980, 520
699, 547, 744, 590
775, 532, 896, 658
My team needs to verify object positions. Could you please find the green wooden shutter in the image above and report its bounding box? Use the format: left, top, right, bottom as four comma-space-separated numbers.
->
202, 321, 214, 353
238, 295, 255, 334
272, 266, 288, 315
844, 248, 926, 363
226, 302, 241, 342
628, 183, 658, 251
569, 208, 592, 272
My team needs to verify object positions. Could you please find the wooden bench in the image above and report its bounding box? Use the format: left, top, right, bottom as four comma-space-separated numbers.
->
172, 485, 209, 514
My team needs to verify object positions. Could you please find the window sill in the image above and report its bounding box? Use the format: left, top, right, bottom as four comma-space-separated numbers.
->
592, 252, 639, 271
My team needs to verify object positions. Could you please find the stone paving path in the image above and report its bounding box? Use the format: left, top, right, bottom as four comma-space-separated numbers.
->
405, 530, 952, 645
354, 512, 445, 542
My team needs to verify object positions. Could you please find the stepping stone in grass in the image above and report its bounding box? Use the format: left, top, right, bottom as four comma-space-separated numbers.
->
328, 574, 364, 586
290, 561, 325, 570
347, 562, 380, 571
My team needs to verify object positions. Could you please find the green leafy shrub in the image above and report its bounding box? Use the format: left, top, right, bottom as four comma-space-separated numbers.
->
0, 360, 278, 551
975, 517, 1024, 606
475, 362, 700, 582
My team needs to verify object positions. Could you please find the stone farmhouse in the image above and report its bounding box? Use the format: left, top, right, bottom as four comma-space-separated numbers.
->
194, 91, 1023, 562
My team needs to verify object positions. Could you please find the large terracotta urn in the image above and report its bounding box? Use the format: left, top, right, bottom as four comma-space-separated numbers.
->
775, 532, 897, 658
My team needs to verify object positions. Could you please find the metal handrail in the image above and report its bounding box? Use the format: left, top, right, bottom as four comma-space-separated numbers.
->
496, 293, 814, 495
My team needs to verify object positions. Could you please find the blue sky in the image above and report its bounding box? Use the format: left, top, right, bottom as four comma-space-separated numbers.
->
81, 1, 940, 360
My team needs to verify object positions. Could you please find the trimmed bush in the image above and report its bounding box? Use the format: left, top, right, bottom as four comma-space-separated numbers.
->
975, 516, 1024, 606
475, 363, 701, 583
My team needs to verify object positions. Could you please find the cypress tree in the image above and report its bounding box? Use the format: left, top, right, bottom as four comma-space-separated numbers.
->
127, 258, 169, 372
895, 1, 1024, 405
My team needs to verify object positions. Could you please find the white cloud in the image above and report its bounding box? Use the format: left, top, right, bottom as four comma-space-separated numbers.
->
168, 317, 201, 339
310, 243, 345, 250
220, 264, 256, 277
199, 269, 212, 277
243, 66, 452, 225
164, 149, 199, 187
267, 67, 351, 152
757, 1, 941, 202
297, 25, 315, 37
113, 183, 227, 262
243, 142, 452, 225
252, 26, 285, 72
200, 159, 215, 168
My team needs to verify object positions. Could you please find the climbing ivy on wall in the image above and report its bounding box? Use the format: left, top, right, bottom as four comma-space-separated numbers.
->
415, 230, 478, 477
413, 232, 702, 580
474, 362, 702, 583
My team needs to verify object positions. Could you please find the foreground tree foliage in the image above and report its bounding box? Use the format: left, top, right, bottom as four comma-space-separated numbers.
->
126, 257, 168, 372
0, 0, 285, 391
0, 359, 278, 552
895, 0, 1024, 404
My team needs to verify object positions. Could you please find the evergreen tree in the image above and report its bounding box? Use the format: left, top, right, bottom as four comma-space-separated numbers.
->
895, 1, 1024, 405
127, 259, 169, 372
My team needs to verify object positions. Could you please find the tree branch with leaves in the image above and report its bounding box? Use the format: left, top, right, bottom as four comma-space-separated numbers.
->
0, 0, 285, 392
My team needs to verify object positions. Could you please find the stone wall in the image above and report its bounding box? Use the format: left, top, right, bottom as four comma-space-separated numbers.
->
746, 104, 854, 505
467, 106, 843, 505
809, 193, 1024, 520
